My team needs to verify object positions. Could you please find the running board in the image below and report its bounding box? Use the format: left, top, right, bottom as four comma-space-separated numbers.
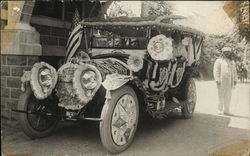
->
11, 109, 103, 122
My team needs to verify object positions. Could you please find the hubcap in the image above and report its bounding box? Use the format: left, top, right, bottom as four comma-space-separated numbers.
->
111, 94, 137, 146
186, 80, 196, 114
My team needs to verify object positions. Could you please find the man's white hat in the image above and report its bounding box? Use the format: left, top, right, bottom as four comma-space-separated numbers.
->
222, 47, 232, 52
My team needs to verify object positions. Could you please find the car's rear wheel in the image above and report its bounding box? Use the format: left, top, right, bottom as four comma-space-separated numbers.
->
100, 85, 139, 154
181, 78, 196, 119
18, 86, 59, 139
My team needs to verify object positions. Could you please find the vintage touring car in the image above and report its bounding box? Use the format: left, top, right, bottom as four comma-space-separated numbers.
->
14, 16, 204, 153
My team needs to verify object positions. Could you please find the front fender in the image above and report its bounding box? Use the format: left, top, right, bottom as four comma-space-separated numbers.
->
102, 74, 132, 91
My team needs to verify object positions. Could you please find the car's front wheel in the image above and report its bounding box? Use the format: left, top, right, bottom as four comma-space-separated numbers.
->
100, 85, 139, 154
18, 86, 59, 139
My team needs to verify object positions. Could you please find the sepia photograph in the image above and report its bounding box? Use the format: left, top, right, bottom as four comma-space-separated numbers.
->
1, 0, 249, 156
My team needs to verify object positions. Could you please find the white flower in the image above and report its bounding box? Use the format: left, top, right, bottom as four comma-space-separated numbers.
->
127, 55, 144, 72
147, 34, 173, 61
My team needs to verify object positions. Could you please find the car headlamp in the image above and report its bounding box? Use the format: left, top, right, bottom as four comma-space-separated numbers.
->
81, 70, 98, 90
73, 64, 102, 104
30, 62, 58, 99
39, 68, 52, 89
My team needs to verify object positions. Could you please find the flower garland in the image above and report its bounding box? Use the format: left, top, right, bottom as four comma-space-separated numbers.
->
72, 64, 102, 104
147, 34, 173, 61
127, 54, 144, 72
30, 62, 58, 99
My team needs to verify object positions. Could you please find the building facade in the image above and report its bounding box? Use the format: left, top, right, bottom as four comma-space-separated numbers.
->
0, 1, 111, 125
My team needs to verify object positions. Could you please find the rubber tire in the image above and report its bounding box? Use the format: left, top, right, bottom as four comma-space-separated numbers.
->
181, 78, 196, 119
17, 86, 58, 139
100, 85, 139, 154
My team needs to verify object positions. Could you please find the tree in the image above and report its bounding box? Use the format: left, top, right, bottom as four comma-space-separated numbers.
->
147, 1, 173, 16
141, 1, 173, 17
199, 30, 247, 79
107, 2, 136, 17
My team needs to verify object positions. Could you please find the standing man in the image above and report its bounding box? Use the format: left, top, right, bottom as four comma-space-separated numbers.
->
213, 47, 237, 115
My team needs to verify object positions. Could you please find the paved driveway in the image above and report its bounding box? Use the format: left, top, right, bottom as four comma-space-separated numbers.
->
2, 81, 249, 156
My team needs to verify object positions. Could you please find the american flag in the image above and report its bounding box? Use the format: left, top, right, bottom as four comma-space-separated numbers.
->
65, 8, 83, 62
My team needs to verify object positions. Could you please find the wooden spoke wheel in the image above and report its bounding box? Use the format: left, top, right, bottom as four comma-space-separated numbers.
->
100, 85, 139, 154
18, 86, 59, 139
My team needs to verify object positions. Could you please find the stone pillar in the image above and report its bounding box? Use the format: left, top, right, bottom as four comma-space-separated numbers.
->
1, 1, 41, 55
1, 1, 41, 125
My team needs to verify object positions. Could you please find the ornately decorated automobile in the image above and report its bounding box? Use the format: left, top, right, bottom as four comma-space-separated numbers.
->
14, 16, 204, 153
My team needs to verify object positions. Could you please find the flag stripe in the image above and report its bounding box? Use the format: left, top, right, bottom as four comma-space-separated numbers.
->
66, 32, 83, 62
66, 31, 81, 52
66, 37, 79, 59
65, 8, 82, 63
66, 29, 82, 50
66, 24, 82, 48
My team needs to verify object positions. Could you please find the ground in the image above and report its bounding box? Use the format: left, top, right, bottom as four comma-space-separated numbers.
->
1, 80, 250, 156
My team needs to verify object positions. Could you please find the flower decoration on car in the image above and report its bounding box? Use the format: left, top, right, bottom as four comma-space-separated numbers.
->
30, 62, 58, 99
73, 64, 102, 104
147, 34, 173, 61
127, 54, 144, 72
78, 51, 90, 61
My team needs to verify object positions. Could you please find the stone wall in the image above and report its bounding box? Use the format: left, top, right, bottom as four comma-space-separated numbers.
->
31, 24, 69, 47
1, 55, 39, 125
1, 0, 105, 126
1, 24, 68, 125
31, 24, 68, 69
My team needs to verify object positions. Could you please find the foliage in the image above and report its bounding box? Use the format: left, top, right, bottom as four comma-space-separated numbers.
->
223, 1, 249, 41
147, 1, 173, 16
199, 28, 248, 79
239, 1, 249, 41
107, 1, 173, 17
107, 2, 136, 17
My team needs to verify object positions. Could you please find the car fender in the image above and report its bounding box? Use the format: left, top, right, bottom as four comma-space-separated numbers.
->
102, 73, 133, 99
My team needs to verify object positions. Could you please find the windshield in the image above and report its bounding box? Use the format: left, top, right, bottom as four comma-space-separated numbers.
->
91, 28, 148, 49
